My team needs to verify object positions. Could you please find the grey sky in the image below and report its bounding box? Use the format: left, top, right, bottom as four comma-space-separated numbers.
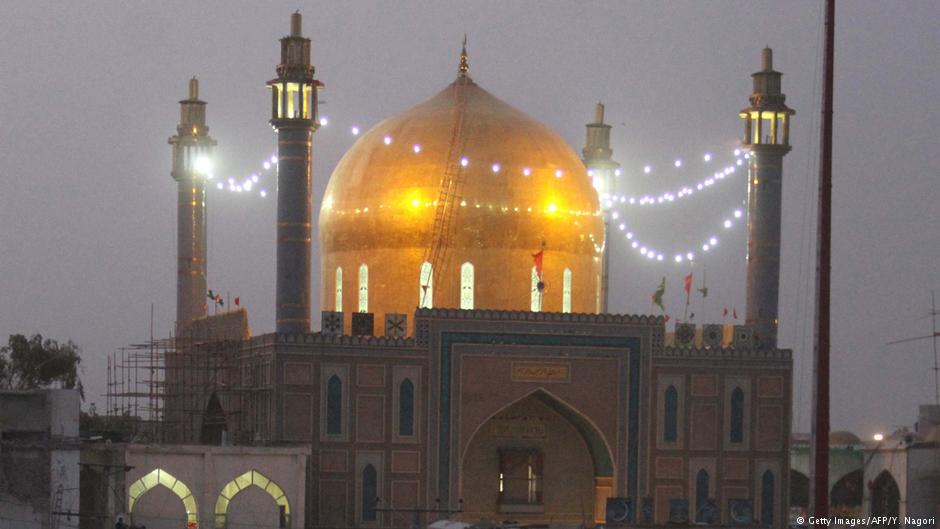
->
1, 1, 937, 437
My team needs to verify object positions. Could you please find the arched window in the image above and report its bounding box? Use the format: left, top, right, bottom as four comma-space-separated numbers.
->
215, 470, 290, 529
730, 387, 745, 443
562, 268, 572, 313
663, 385, 678, 442
362, 464, 378, 522
327, 375, 342, 435
335, 267, 343, 312
695, 469, 710, 523
460, 262, 474, 309
530, 267, 542, 312
358, 264, 368, 313
127, 469, 198, 525
419, 262, 433, 308
399, 379, 415, 436
761, 470, 775, 526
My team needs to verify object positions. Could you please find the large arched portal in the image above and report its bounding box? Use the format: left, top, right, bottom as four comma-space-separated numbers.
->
128, 469, 198, 529
215, 470, 291, 529
870, 471, 900, 528
460, 390, 613, 525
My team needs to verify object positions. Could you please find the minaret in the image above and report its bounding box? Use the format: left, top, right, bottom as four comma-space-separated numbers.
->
583, 102, 620, 313
267, 12, 321, 334
169, 77, 216, 335
739, 48, 794, 348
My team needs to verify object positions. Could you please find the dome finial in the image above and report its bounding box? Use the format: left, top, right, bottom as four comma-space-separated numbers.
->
458, 34, 470, 77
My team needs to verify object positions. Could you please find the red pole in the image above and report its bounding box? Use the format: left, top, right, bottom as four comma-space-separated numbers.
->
811, 0, 835, 524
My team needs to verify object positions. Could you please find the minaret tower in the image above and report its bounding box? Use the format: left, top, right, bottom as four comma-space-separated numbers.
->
583, 102, 620, 313
267, 12, 321, 334
739, 47, 794, 348
169, 77, 216, 335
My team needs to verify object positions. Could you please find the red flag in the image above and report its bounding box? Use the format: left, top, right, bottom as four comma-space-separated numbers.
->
683, 273, 693, 305
234, 297, 240, 306
723, 307, 729, 317
532, 250, 544, 279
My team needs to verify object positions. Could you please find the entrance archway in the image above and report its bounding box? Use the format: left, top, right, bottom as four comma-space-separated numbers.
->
870, 471, 900, 528
128, 469, 198, 527
215, 470, 290, 529
460, 390, 614, 525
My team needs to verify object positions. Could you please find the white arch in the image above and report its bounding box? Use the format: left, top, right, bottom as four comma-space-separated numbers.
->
215, 470, 290, 528
128, 468, 198, 525
358, 264, 368, 312
334, 267, 343, 312
562, 268, 572, 313
460, 262, 474, 309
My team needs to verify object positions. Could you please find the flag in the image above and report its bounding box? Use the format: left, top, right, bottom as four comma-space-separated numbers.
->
234, 297, 240, 307
733, 308, 738, 319
683, 273, 693, 305
698, 286, 709, 298
207, 289, 215, 299
532, 250, 544, 280
723, 307, 729, 317
689, 312, 695, 320
651, 277, 666, 311
214, 294, 224, 307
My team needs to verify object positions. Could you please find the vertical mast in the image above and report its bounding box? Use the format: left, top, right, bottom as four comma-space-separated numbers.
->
169, 77, 216, 336
811, 0, 835, 523
582, 102, 620, 313
268, 12, 322, 334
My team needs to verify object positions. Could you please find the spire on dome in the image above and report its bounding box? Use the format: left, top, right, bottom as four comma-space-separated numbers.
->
458, 34, 470, 77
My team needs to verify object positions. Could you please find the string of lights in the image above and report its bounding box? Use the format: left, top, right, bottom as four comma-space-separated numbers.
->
611, 205, 745, 264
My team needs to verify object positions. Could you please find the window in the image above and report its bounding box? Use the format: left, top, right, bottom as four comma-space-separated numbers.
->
358, 264, 368, 312
730, 387, 745, 443
530, 267, 542, 312
399, 379, 415, 436
663, 385, 678, 442
761, 470, 774, 527
460, 262, 474, 309
362, 464, 377, 522
562, 268, 572, 313
498, 449, 542, 505
419, 262, 433, 308
326, 375, 342, 435
335, 267, 343, 312
695, 469, 710, 523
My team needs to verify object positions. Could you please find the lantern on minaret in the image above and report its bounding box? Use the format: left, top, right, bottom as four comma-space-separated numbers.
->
582, 102, 620, 313
169, 77, 216, 336
739, 47, 794, 349
267, 12, 323, 334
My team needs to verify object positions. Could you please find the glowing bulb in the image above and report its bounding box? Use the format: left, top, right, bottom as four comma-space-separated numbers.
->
228, 177, 235, 185
703, 244, 710, 251
631, 241, 638, 249
734, 209, 743, 218
319, 116, 329, 126
647, 252, 655, 260
263, 161, 271, 170
522, 167, 531, 176
491, 163, 500, 173
383, 135, 392, 145
657, 254, 664, 261
704, 153, 712, 162
460, 157, 469, 167
235, 185, 243, 192
270, 155, 278, 164
619, 223, 626, 231
686, 252, 695, 260
411, 198, 420, 208
873, 433, 884, 442
744, 153, 751, 159
626, 232, 634, 240
555, 169, 563, 178
260, 189, 267, 197
216, 182, 223, 190
709, 237, 718, 245
614, 168, 622, 177
251, 174, 259, 183
612, 211, 619, 220
546, 203, 558, 213
587, 169, 594, 177
351, 126, 360, 135
640, 247, 647, 255
734, 148, 741, 156
643, 165, 651, 174
674, 159, 682, 168
724, 220, 732, 228
629, 197, 635, 204
193, 156, 211, 175
737, 159, 743, 166
413, 144, 421, 153
674, 255, 683, 263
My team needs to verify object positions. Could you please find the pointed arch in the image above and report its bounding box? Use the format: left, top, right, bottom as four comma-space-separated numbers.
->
695, 469, 710, 523
760, 469, 775, 526
460, 262, 474, 309
128, 468, 198, 524
358, 264, 368, 312
335, 267, 343, 312
870, 471, 900, 528
562, 268, 572, 313
419, 261, 433, 308
200, 391, 227, 445
399, 378, 415, 436
215, 470, 290, 529
361, 464, 378, 522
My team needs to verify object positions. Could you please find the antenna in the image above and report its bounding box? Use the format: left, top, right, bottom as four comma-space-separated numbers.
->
886, 290, 940, 406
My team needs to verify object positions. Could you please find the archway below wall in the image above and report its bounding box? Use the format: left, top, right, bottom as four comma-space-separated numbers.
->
215, 470, 290, 529
870, 471, 900, 529
128, 469, 198, 529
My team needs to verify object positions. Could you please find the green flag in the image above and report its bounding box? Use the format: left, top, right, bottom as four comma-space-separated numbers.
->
651, 277, 666, 311
698, 286, 709, 298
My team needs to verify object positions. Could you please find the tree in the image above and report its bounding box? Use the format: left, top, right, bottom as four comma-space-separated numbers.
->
0, 334, 83, 397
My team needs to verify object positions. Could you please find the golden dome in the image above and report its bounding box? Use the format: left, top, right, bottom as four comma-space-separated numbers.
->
319, 74, 603, 334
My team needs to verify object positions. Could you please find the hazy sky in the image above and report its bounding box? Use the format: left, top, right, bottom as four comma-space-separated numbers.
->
1, 2, 937, 437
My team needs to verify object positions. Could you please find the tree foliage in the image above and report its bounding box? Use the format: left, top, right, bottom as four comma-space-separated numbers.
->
0, 334, 83, 396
